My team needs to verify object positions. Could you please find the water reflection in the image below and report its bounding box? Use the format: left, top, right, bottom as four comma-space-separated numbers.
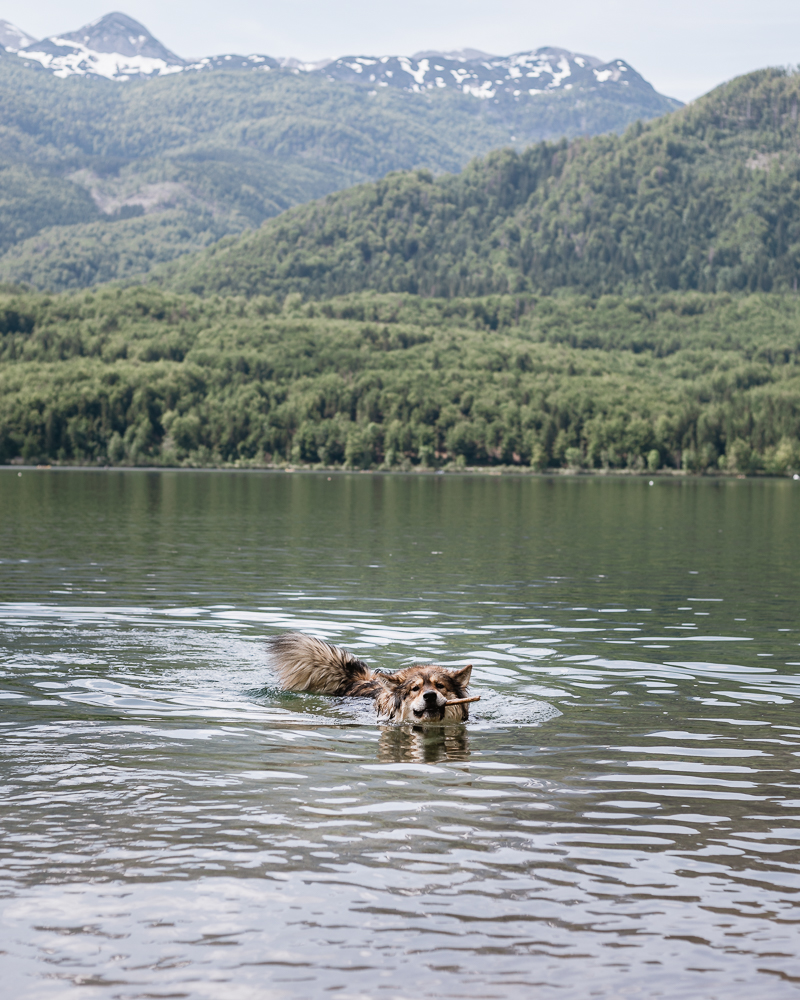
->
378, 724, 471, 764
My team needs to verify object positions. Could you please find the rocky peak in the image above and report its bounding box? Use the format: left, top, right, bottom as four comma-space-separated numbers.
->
17, 11, 185, 79
53, 11, 182, 62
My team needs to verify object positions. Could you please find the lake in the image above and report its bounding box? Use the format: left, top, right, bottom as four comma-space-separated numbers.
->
1, 469, 799, 999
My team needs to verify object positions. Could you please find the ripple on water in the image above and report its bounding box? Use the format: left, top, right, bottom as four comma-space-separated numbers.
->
2, 471, 800, 998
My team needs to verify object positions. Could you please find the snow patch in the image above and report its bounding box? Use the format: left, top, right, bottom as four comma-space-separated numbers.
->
22, 40, 183, 80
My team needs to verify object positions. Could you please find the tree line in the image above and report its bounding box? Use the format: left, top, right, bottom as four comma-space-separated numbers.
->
1, 286, 798, 475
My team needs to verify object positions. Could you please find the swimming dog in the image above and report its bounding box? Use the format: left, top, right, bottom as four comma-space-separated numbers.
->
268, 632, 474, 722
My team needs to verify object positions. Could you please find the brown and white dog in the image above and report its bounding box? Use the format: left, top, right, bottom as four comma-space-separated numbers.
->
268, 632, 473, 723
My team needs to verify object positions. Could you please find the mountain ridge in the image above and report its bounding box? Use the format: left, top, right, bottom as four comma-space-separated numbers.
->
7, 10, 681, 112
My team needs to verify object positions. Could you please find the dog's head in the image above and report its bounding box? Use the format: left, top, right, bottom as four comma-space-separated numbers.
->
376, 664, 473, 723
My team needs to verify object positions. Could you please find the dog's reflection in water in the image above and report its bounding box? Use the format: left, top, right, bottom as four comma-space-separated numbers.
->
378, 724, 470, 764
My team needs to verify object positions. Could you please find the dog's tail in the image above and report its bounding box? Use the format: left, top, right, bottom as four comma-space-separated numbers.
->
268, 631, 374, 695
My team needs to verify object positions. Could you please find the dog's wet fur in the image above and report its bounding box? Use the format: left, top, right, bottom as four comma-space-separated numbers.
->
268, 632, 473, 723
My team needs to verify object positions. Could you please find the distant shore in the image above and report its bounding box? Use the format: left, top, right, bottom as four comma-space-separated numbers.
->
3, 462, 796, 480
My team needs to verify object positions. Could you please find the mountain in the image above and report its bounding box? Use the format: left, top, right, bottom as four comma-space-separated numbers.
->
154, 68, 800, 299
0, 12, 682, 291
18, 11, 185, 80
11, 11, 678, 121
0, 20, 37, 52
318, 48, 659, 107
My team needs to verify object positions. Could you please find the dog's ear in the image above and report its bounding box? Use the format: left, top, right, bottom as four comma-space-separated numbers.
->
448, 664, 472, 688
374, 671, 402, 689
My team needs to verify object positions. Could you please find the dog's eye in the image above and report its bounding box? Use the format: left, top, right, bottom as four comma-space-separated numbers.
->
412, 685, 421, 692
435, 683, 445, 690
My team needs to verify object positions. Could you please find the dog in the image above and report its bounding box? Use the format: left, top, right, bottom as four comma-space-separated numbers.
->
268, 632, 474, 723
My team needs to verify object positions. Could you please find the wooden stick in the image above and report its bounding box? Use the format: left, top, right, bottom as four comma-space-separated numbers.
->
444, 695, 481, 706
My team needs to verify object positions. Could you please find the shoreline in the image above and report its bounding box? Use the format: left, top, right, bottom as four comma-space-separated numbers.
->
2, 462, 797, 481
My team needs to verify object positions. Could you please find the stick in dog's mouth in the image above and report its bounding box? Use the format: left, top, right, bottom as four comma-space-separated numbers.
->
443, 695, 481, 707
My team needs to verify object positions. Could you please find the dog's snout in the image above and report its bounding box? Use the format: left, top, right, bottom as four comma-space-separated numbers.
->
423, 690, 438, 704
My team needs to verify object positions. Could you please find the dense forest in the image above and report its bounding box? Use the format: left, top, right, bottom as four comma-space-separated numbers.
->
1, 286, 799, 475
0, 52, 677, 292
158, 68, 800, 300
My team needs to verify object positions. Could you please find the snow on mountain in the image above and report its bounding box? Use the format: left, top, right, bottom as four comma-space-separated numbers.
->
277, 56, 336, 72
320, 48, 647, 101
18, 12, 186, 80
6, 12, 671, 105
183, 52, 279, 72
0, 19, 38, 52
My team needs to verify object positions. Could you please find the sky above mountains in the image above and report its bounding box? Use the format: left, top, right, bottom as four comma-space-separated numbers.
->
8, 0, 800, 102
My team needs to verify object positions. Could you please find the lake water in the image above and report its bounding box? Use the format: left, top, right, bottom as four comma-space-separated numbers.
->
1, 469, 799, 999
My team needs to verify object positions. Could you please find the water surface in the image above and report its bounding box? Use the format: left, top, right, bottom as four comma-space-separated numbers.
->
1, 470, 799, 998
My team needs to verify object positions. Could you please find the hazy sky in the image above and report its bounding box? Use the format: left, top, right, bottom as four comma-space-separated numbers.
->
6, 0, 800, 102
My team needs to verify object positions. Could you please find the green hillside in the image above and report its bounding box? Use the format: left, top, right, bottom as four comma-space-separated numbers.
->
3, 64, 799, 477
0, 211, 235, 290
159, 68, 800, 300
0, 165, 102, 252
0, 55, 678, 292
1, 286, 799, 475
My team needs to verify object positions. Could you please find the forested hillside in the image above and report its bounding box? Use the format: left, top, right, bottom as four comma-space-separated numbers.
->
3, 61, 799, 477
0, 47, 678, 292
1, 286, 798, 475
159, 68, 800, 300
0, 63, 496, 281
